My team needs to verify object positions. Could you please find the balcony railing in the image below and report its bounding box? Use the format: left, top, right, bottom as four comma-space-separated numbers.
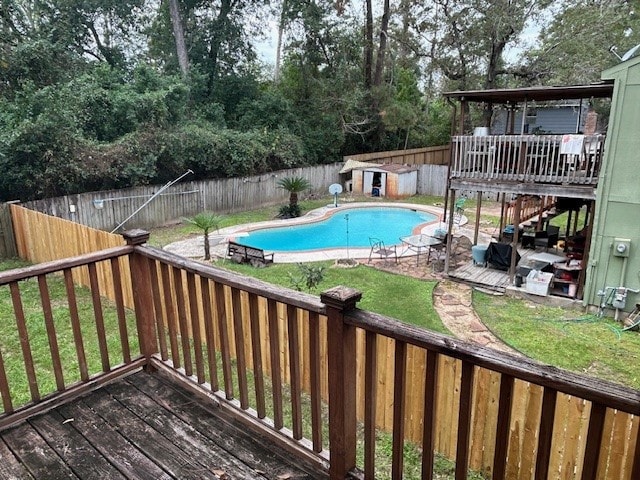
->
451, 134, 606, 185
0, 231, 638, 479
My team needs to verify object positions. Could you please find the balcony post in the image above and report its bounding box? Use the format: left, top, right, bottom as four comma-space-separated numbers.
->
123, 229, 158, 369
321, 286, 362, 479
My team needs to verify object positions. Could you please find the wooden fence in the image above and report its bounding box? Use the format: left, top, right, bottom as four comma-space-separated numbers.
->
10, 147, 452, 241
344, 145, 451, 166
20, 164, 342, 233
10, 204, 132, 308
417, 164, 448, 197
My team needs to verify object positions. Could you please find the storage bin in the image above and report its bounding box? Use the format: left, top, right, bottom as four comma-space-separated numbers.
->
525, 271, 553, 296
471, 244, 489, 266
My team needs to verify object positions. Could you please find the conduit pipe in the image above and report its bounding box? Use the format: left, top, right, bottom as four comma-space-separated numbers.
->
111, 169, 194, 233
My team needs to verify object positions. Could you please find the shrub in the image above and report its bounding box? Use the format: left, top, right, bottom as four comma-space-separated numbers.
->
288, 263, 325, 291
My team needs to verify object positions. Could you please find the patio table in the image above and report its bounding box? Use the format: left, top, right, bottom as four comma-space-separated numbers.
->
400, 234, 442, 266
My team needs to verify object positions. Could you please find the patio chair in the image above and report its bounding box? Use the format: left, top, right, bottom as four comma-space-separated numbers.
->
427, 232, 449, 262
429, 240, 448, 272
453, 198, 466, 229
533, 225, 560, 252
369, 237, 398, 264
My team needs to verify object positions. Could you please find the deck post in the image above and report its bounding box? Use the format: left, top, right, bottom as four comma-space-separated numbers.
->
509, 196, 522, 283
321, 286, 361, 480
445, 189, 457, 273
474, 191, 482, 245
123, 229, 158, 369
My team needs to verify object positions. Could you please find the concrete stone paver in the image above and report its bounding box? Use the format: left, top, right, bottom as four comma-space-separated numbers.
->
431, 280, 519, 355
372, 257, 518, 354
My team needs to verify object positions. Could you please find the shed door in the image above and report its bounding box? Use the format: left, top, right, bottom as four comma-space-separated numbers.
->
363, 171, 374, 194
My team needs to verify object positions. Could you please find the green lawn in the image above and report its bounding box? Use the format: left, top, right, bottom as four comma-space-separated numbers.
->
217, 259, 448, 334
473, 290, 640, 390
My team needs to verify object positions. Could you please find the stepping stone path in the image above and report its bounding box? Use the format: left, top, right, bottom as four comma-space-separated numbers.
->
372, 257, 519, 355
432, 280, 519, 354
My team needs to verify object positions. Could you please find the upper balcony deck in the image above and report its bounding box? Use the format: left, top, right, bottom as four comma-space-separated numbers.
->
449, 134, 605, 198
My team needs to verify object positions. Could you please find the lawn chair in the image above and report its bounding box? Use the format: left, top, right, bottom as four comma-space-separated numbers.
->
429, 241, 447, 272
369, 237, 397, 264
533, 225, 560, 252
453, 198, 466, 229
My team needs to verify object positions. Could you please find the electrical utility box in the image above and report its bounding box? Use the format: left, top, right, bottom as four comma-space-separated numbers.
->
612, 238, 631, 257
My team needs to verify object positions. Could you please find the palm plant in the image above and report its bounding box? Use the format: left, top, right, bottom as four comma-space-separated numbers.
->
277, 176, 311, 217
184, 211, 223, 260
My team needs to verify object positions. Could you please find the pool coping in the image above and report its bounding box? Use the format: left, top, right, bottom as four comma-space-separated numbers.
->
164, 202, 469, 263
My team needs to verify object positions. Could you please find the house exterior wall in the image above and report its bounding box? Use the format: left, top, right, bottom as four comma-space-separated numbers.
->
585, 57, 640, 311
492, 106, 585, 134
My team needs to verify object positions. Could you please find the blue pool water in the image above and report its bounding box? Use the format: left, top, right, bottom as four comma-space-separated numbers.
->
243, 207, 436, 251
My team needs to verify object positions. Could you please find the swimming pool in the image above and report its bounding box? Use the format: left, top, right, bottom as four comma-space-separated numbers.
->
242, 206, 437, 252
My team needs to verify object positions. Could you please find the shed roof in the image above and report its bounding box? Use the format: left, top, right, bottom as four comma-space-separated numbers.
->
339, 159, 382, 174
357, 164, 419, 174
443, 82, 614, 104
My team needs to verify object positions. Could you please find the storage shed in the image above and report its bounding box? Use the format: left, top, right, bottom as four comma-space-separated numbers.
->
352, 164, 418, 199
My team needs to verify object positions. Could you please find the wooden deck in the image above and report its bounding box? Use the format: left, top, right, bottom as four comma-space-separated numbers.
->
449, 261, 511, 289
449, 248, 544, 290
449, 134, 604, 198
0, 371, 324, 480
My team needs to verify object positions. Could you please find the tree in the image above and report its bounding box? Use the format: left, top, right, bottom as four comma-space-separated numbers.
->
422, 0, 552, 125
277, 176, 310, 217
521, 0, 640, 86
373, 0, 390, 88
184, 212, 223, 260
168, 0, 189, 77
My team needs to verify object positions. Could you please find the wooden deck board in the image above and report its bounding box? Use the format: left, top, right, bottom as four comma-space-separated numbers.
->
450, 248, 543, 290
58, 400, 173, 479
0, 437, 34, 479
83, 389, 219, 479
2, 422, 77, 479
450, 262, 511, 289
0, 371, 325, 480
104, 379, 269, 479
30, 410, 126, 480
125, 372, 318, 479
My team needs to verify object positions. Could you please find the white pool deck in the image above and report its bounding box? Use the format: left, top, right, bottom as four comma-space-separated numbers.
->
164, 202, 476, 263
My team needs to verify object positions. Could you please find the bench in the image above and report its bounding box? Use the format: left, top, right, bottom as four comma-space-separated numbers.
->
227, 241, 274, 266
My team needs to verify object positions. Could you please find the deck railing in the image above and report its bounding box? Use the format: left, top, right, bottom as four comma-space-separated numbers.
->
0, 233, 638, 479
451, 134, 606, 185
0, 244, 143, 430
504, 195, 556, 229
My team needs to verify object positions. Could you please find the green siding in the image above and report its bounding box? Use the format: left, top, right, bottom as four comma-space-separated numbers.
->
585, 57, 640, 310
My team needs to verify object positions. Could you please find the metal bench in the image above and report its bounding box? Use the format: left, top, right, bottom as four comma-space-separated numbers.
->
227, 241, 274, 266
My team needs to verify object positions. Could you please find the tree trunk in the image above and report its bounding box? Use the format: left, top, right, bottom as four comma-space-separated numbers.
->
168, 0, 189, 78
364, 0, 373, 88
204, 231, 211, 260
207, 0, 233, 95
482, 32, 511, 126
274, 0, 287, 83
373, 0, 390, 87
